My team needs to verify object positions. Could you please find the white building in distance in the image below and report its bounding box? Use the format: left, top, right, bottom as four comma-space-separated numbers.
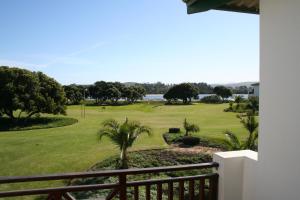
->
249, 83, 259, 97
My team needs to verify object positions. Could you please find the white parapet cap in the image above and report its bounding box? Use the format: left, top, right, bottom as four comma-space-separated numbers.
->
214, 150, 258, 160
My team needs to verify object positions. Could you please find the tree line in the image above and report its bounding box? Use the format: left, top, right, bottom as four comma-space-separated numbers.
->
88, 81, 146, 104
134, 82, 214, 94
63, 82, 250, 105
64, 81, 146, 105
65, 83, 240, 105
133, 82, 250, 94
163, 83, 233, 104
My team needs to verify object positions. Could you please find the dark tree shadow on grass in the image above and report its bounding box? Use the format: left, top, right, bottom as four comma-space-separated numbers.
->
0, 117, 78, 132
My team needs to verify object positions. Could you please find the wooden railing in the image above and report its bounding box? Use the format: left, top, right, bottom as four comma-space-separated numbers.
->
0, 162, 219, 200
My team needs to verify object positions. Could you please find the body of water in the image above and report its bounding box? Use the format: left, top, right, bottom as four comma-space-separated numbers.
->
143, 94, 249, 101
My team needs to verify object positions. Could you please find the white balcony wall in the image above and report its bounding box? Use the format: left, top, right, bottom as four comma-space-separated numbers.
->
213, 150, 258, 200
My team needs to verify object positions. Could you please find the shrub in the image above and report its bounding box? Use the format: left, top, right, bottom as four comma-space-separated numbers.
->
198, 137, 230, 150
163, 133, 230, 150
162, 132, 181, 144
224, 100, 257, 114
181, 136, 200, 146
169, 128, 180, 133
200, 95, 222, 104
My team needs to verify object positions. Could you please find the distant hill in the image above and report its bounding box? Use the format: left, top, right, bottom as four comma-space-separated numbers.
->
123, 82, 139, 87
210, 82, 258, 88
124, 82, 258, 88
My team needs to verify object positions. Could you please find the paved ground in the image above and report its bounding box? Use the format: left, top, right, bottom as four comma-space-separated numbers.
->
169, 144, 222, 155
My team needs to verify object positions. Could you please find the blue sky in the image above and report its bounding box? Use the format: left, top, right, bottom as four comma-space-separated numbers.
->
0, 0, 259, 85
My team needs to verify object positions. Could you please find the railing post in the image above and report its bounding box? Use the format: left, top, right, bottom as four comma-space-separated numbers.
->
119, 173, 127, 200
210, 174, 219, 200
47, 192, 63, 200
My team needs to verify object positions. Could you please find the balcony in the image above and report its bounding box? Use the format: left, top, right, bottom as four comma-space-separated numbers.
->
0, 162, 219, 200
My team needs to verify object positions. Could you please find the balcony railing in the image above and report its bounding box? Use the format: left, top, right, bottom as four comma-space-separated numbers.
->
0, 162, 219, 200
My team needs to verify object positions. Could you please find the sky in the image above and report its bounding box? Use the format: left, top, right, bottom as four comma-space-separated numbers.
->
0, 0, 259, 85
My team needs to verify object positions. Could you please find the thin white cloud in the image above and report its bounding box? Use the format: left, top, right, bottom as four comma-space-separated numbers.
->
0, 41, 107, 70
0, 59, 44, 69
42, 41, 107, 67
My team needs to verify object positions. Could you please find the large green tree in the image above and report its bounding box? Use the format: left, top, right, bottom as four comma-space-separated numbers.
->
0, 66, 67, 120
63, 84, 84, 105
107, 86, 122, 103
99, 118, 152, 169
163, 83, 199, 104
34, 72, 67, 117
88, 81, 145, 104
121, 86, 146, 103
213, 86, 232, 101
91, 81, 110, 104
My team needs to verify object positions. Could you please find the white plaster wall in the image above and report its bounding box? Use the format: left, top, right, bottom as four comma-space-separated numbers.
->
242, 155, 257, 200
213, 150, 258, 200
258, 0, 300, 199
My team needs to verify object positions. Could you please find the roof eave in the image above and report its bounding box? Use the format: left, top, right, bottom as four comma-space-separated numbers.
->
185, 0, 259, 15
186, 0, 233, 14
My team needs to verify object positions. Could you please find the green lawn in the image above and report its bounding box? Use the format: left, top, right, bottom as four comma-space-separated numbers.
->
0, 102, 248, 199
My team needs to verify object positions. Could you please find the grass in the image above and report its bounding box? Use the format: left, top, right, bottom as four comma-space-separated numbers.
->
0, 117, 78, 131
0, 102, 248, 199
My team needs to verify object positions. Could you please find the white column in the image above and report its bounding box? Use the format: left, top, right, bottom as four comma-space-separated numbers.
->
258, 0, 300, 199
213, 150, 258, 200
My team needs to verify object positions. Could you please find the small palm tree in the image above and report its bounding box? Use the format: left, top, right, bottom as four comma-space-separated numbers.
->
224, 130, 242, 150
183, 118, 200, 136
239, 112, 259, 149
224, 112, 259, 150
234, 95, 243, 110
246, 97, 259, 113
234, 95, 243, 104
99, 118, 152, 169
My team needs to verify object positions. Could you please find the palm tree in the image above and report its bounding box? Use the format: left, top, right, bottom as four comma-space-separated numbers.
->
224, 130, 242, 150
99, 118, 152, 169
234, 95, 244, 110
183, 118, 200, 136
239, 112, 259, 149
225, 112, 259, 150
246, 97, 259, 113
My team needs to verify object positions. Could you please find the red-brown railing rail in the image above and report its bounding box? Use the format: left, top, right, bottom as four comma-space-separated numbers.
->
0, 162, 219, 200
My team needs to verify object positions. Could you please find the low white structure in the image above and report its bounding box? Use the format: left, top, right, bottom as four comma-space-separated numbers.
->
183, 0, 300, 200
213, 150, 258, 200
249, 83, 259, 97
